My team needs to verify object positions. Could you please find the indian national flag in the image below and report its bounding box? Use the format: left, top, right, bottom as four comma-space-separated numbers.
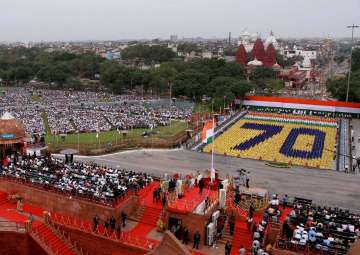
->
201, 120, 214, 144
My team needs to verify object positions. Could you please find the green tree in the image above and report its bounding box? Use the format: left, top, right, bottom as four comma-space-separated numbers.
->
352, 49, 360, 72
177, 43, 198, 53
14, 65, 33, 82
100, 61, 129, 93
173, 69, 209, 99
65, 78, 82, 90
216, 62, 246, 79
327, 70, 360, 102
230, 80, 253, 98
122, 45, 176, 64
250, 67, 276, 80
71, 54, 103, 79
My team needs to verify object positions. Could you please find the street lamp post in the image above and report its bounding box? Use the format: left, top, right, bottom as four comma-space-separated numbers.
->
169, 80, 172, 127
77, 131, 79, 152
345, 24, 359, 102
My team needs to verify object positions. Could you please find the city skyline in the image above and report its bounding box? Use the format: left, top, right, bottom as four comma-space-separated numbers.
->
1, 0, 359, 42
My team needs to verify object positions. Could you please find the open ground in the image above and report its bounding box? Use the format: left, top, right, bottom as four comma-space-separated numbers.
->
71, 148, 360, 212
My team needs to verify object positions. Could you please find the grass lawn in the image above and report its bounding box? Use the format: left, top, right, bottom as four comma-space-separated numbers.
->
45, 120, 188, 146
41, 111, 51, 133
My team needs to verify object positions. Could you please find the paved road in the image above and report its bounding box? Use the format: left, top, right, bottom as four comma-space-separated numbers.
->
72, 149, 360, 211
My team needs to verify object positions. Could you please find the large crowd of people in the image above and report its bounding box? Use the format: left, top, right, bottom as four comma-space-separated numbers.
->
0, 154, 153, 204
0, 87, 194, 135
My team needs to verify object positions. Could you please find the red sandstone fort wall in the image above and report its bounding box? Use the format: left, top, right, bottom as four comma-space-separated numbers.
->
0, 179, 139, 222
0, 231, 47, 255
56, 224, 147, 255
148, 231, 191, 255
167, 212, 208, 246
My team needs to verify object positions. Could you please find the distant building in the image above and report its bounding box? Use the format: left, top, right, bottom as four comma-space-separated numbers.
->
236, 35, 278, 68
236, 44, 247, 65
202, 51, 212, 59
252, 38, 266, 61
238, 31, 280, 53
282, 46, 317, 60
278, 66, 308, 89
167, 43, 178, 53
282, 46, 317, 69
170, 35, 178, 42
105, 51, 113, 60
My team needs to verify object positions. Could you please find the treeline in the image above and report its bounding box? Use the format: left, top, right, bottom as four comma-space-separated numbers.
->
0, 46, 281, 109
101, 59, 280, 109
0, 47, 103, 88
121, 44, 176, 63
327, 49, 360, 102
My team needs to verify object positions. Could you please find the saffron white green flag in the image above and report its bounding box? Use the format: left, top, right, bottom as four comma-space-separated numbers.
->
201, 120, 214, 144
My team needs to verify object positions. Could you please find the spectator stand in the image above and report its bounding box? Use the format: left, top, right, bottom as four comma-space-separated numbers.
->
273, 197, 359, 255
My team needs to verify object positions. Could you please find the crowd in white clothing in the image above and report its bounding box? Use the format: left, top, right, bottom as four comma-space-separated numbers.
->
0, 87, 194, 135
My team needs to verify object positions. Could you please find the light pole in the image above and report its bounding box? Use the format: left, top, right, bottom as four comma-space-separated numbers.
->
345, 24, 359, 102
77, 130, 79, 152
169, 80, 172, 127
223, 96, 226, 111
211, 99, 214, 114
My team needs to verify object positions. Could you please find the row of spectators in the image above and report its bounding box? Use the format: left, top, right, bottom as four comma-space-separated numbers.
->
279, 198, 359, 254
0, 154, 153, 204
231, 194, 360, 254
0, 87, 193, 134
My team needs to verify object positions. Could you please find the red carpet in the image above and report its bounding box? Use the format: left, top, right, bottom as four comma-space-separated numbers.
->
129, 182, 162, 239
230, 219, 253, 255
112, 251, 146, 255
192, 251, 206, 255
0, 206, 31, 222
129, 205, 162, 238
138, 206, 162, 226
168, 187, 217, 214
279, 207, 293, 223
23, 203, 46, 218
0, 192, 74, 255
139, 182, 162, 208
0, 192, 8, 205
33, 223, 76, 255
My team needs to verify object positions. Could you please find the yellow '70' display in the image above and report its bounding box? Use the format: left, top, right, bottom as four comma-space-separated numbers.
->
203, 119, 337, 169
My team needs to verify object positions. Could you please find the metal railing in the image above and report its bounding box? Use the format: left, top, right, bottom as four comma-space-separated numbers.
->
30, 226, 62, 255
167, 187, 218, 214
47, 221, 87, 255
50, 213, 156, 251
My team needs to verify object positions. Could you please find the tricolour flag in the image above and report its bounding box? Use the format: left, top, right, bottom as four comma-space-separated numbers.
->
201, 120, 214, 144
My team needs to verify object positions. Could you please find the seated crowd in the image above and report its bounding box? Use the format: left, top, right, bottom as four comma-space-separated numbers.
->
280, 198, 360, 254
241, 194, 360, 254
0, 86, 194, 135
0, 154, 153, 205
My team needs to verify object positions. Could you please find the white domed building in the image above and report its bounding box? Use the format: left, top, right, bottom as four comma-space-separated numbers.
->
264, 31, 279, 50
247, 58, 263, 67
238, 31, 279, 53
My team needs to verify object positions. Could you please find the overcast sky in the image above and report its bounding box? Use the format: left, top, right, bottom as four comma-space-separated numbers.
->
1, 0, 359, 41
